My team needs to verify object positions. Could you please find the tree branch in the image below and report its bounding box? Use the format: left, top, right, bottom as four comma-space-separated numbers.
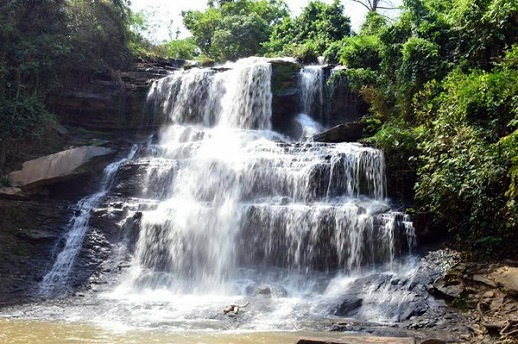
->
349, 0, 373, 12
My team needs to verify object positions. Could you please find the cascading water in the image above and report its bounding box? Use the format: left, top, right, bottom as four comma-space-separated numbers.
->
104, 57, 417, 328
299, 65, 324, 120
39, 146, 137, 297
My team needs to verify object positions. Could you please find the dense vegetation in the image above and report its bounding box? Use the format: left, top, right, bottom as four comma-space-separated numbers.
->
0, 0, 133, 167
0, 0, 516, 256
340, 0, 518, 256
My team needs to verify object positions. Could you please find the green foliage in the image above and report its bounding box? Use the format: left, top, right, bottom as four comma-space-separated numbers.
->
339, 35, 383, 69
160, 38, 199, 60
264, 0, 351, 58
448, 0, 518, 69
0, 176, 11, 187
289, 41, 320, 64
340, 0, 518, 255
65, 0, 132, 76
183, 0, 288, 61
211, 13, 270, 61
414, 58, 518, 251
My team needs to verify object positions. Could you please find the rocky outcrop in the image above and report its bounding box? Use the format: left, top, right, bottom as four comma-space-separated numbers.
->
430, 262, 518, 343
312, 122, 366, 143
8, 146, 113, 190
0, 186, 28, 200
490, 266, 518, 296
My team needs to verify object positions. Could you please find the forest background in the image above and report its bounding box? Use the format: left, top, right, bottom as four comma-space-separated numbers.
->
0, 0, 516, 257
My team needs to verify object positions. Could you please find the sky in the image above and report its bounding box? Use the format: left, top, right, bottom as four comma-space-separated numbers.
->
130, 0, 400, 43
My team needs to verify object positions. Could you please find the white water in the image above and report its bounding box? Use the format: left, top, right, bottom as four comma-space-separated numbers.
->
299, 65, 324, 120
39, 146, 137, 297
296, 113, 323, 140
147, 57, 272, 130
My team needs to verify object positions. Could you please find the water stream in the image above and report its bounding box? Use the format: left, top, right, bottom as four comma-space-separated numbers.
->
39, 146, 137, 297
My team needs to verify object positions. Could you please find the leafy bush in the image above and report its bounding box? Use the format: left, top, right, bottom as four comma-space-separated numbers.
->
291, 42, 320, 64
339, 35, 382, 69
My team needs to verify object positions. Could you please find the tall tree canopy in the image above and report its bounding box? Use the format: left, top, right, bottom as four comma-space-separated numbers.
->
264, 0, 351, 60
182, 0, 288, 61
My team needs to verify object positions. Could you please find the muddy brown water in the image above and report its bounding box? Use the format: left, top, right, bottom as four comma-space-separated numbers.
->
0, 319, 349, 344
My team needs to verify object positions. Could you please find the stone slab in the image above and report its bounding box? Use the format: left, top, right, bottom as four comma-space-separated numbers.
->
297, 335, 415, 344
8, 145, 112, 189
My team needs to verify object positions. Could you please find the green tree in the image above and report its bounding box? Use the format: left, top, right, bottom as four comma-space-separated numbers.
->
183, 0, 288, 61
264, 0, 351, 58
160, 38, 199, 60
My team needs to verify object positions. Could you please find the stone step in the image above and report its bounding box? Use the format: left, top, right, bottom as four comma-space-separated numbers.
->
296, 335, 415, 344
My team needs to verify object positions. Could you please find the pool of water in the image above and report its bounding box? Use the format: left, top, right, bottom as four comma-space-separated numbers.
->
0, 319, 346, 344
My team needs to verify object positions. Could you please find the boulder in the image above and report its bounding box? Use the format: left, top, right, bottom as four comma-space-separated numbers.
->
490, 266, 518, 296
8, 146, 113, 190
312, 122, 366, 143
245, 283, 288, 298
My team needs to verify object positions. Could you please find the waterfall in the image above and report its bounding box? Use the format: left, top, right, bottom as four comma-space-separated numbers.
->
147, 57, 272, 130
299, 66, 324, 120
116, 58, 415, 302
39, 146, 137, 297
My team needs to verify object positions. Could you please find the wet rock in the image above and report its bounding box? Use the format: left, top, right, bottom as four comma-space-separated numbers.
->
0, 199, 72, 304
270, 59, 301, 137
245, 283, 288, 298
333, 298, 363, 317
311, 122, 366, 143
8, 146, 113, 190
15, 229, 59, 241
489, 266, 518, 296
48, 69, 162, 133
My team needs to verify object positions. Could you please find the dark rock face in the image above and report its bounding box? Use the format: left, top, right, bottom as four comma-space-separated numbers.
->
0, 199, 72, 306
333, 298, 363, 317
47, 70, 166, 133
270, 59, 301, 137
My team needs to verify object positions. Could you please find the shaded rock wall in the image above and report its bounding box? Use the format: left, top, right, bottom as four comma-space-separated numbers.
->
0, 199, 72, 305
47, 69, 167, 133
